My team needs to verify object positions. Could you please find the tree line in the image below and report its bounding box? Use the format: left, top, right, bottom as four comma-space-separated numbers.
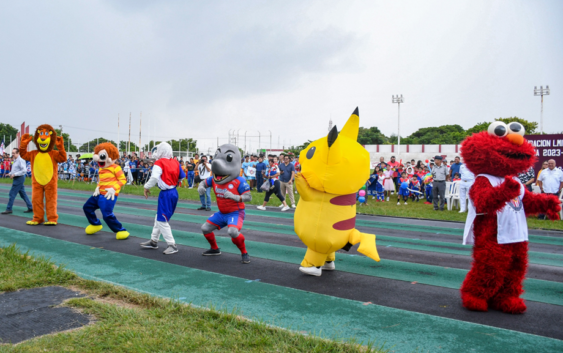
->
283, 117, 540, 156
0, 123, 198, 154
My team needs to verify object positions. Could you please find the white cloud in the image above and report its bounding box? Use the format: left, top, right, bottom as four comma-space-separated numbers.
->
0, 0, 561, 152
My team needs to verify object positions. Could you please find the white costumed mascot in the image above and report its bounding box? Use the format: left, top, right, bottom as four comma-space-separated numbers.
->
140, 142, 186, 255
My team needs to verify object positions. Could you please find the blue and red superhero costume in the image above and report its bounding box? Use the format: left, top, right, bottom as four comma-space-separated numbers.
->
203, 176, 251, 255
205, 176, 250, 230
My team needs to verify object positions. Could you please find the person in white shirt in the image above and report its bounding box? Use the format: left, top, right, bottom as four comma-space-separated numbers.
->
197, 155, 212, 210
538, 159, 563, 194
537, 159, 563, 219
2, 148, 33, 214
458, 163, 475, 213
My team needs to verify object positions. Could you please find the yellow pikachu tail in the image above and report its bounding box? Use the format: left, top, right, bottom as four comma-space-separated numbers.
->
349, 229, 380, 262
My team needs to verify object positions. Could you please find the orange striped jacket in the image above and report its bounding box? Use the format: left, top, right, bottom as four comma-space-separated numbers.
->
98, 165, 126, 196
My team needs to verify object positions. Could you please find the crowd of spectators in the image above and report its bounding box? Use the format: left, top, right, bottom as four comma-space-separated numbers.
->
2, 147, 561, 218
365, 155, 562, 216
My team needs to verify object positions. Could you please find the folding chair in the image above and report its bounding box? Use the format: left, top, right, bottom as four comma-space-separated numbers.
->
449, 182, 461, 211
444, 181, 453, 207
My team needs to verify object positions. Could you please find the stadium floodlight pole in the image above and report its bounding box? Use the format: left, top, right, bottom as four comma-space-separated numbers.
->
237, 128, 243, 146
534, 85, 550, 134
392, 94, 404, 157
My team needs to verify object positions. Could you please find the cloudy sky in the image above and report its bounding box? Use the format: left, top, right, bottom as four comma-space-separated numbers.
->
1, 0, 562, 153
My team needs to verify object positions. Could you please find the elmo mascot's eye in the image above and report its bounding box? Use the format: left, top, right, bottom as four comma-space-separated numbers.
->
488, 121, 508, 137
507, 122, 525, 136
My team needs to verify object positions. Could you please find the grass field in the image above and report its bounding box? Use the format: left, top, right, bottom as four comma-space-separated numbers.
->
0, 244, 385, 352
1, 177, 561, 231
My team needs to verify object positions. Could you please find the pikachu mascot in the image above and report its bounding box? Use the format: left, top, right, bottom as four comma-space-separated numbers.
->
294, 108, 380, 276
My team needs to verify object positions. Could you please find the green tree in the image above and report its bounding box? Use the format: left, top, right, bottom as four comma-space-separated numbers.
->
401, 125, 466, 144
466, 117, 538, 135
54, 129, 78, 152
283, 140, 312, 157
78, 138, 122, 152
0, 123, 18, 143
358, 127, 389, 145
143, 139, 198, 153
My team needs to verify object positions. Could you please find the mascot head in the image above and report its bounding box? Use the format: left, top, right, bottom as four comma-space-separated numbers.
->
299, 107, 370, 195
212, 143, 242, 185
461, 121, 536, 177
93, 142, 119, 169
151, 142, 173, 160
34, 124, 57, 153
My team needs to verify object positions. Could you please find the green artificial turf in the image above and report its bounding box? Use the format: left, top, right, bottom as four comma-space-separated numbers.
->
0, 177, 561, 231
0, 244, 385, 352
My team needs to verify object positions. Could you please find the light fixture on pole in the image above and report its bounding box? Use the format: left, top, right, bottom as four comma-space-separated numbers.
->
392, 94, 404, 157
534, 85, 550, 134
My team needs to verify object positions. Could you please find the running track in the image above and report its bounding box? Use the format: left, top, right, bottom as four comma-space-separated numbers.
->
1, 185, 562, 352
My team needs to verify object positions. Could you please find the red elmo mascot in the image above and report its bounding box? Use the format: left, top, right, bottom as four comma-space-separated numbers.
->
460, 121, 561, 314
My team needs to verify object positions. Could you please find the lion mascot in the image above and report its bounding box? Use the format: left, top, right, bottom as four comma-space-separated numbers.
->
460, 121, 561, 314
82, 142, 129, 240
20, 124, 67, 225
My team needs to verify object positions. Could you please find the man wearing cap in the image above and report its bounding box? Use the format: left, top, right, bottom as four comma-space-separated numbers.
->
431, 156, 448, 211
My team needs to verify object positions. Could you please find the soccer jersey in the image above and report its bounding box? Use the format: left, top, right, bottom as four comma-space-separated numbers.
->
205, 176, 250, 214
98, 165, 126, 196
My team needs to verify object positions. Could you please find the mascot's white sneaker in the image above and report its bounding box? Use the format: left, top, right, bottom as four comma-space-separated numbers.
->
322, 261, 335, 271
299, 266, 322, 276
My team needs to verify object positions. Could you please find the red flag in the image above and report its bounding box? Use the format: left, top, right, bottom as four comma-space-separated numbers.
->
25, 125, 29, 134
16, 132, 20, 148
21, 122, 25, 135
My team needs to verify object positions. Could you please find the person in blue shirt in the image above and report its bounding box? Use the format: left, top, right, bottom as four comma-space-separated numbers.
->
375, 170, 385, 201
88, 160, 96, 181
254, 156, 267, 193
397, 172, 410, 205
425, 179, 433, 204
367, 167, 379, 198
129, 156, 139, 185
449, 156, 462, 180
241, 155, 257, 190
409, 175, 422, 202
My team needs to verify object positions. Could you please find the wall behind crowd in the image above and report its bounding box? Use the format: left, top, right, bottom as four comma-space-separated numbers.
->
366, 134, 563, 170
365, 144, 461, 166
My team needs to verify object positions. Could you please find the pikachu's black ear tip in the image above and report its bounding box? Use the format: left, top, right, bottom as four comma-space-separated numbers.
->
327, 125, 339, 148
352, 107, 359, 116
